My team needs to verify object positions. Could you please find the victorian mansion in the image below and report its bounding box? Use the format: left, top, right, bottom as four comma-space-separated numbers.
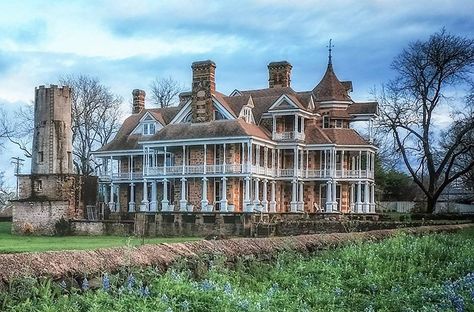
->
93, 56, 378, 214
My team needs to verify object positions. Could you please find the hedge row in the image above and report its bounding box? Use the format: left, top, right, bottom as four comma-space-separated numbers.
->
0, 223, 472, 287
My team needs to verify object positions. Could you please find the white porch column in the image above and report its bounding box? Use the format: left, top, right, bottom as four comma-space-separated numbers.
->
370, 182, 376, 213
244, 176, 251, 212
290, 178, 298, 212
201, 177, 208, 210
261, 179, 268, 212
115, 184, 120, 212
150, 180, 157, 212
163, 146, 167, 175
358, 151, 362, 178
298, 181, 304, 212
294, 115, 299, 133
179, 178, 187, 211
161, 179, 169, 211
223, 143, 227, 173
220, 177, 228, 212
253, 178, 260, 205
109, 182, 115, 211
349, 183, 355, 212
204, 144, 208, 173
332, 180, 338, 211
141, 180, 149, 212
269, 181, 276, 212
363, 181, 370, 213
294, 147, 299, 177
324, 150, 327, 177
325, 180, 332, 212
356, 181, 362, 213
341, 150, 345, 177
182, 145, 186, 174
128, 183, 135, 212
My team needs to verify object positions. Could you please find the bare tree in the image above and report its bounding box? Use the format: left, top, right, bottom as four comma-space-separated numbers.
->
0, 171, 14, 207
149, 76, 185, 108
378, 29, 474, 213
5, 104, 34, 158
60, 75, 123, 175
0, 107, 11, 150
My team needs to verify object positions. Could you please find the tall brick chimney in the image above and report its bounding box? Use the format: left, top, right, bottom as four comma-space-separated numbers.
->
132, 89, 146, 114
268, 61, 292, 88
191, 60, 216, 122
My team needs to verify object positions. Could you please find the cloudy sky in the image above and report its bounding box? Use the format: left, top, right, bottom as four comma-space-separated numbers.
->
0, 0, 473, 186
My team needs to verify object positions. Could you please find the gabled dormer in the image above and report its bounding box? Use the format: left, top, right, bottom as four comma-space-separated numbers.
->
238, 96, 255, 124
131, 111, 163, 136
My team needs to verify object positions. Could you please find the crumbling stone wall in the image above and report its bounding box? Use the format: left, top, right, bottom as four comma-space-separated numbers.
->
12, 201, 69, 235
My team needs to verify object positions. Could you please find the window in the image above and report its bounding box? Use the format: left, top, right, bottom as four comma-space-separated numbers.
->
38, 151, 44, 162
214, 110, 225, 120
335, 119, 343, 128
323, 115, 330, 128
35, 180, 43, 192
143, 123, 156, 135
242, 107, 253, 123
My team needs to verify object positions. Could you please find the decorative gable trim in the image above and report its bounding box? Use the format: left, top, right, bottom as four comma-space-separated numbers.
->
308, 95, 315, 110
170, 99, 192, 124
229, 89, 242, 96
212, 98, 235, 120
268, 94, 299, 110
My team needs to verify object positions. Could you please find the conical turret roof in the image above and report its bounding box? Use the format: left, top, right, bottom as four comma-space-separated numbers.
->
312, 62, 352, 102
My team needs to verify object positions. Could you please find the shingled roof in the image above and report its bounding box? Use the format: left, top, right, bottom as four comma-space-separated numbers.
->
143, 119, 271, 142
312, 64, 352, 102
347, 102, 378, 115
96, 106, 180, 152
320, 128, 368, 145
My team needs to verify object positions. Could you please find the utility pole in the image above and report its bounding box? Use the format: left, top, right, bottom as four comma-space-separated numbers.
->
11, 157, 25, 200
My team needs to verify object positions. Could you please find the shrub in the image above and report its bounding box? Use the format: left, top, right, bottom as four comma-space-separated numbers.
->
54, 217, 71, 236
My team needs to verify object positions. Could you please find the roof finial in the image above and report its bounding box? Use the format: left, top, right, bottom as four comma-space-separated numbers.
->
327, 39, 334, 65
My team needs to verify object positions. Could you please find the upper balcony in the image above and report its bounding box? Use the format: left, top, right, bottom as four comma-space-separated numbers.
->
272, 131, 305, 141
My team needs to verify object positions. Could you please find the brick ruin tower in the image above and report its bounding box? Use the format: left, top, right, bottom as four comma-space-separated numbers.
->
12, 85, 96, 235
31, 85, 73, 175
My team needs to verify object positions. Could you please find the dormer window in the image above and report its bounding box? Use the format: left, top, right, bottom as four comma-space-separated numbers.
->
143, 123, 156, 135
335, 119, 343, 128
323, 115, 330, 128
243, 107, 252, 123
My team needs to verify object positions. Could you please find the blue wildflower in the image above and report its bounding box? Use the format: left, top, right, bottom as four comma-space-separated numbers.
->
140, 285, 150, 297
334, 287, 343, 297
102, 274, 111, 291
200, 279, 215, 291
237, 299, 250, 310
180, 300, 190, 311
450, 295, 464, 312
59, 280, 67, 291
127, 274, 135, 290
364, 305, 375, 312
170, 270, 180, 281
223, 282, 233, 295
81, 277, 89, 291
267, 282, 279, 297
369, 284, 378, 295
161, 293, 169, 303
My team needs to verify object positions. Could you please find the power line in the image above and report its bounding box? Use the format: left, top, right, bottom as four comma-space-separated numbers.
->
11, 157, 25, 200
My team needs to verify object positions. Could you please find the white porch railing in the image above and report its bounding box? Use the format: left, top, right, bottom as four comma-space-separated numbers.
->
272, 131, 305, 141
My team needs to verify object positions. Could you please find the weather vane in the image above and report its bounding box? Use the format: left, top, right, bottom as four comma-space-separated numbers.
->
327, 39, 334, 65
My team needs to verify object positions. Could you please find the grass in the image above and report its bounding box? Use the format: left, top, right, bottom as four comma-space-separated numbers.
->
0, 222, 200, 253
1, 227, 474, 311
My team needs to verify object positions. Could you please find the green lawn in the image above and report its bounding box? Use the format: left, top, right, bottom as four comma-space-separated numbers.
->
0, 222, 200, 253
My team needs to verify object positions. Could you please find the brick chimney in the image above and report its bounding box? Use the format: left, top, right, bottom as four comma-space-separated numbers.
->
132, 89, 145, 114
191, 60, 216, 122
268, 61, 292, 88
